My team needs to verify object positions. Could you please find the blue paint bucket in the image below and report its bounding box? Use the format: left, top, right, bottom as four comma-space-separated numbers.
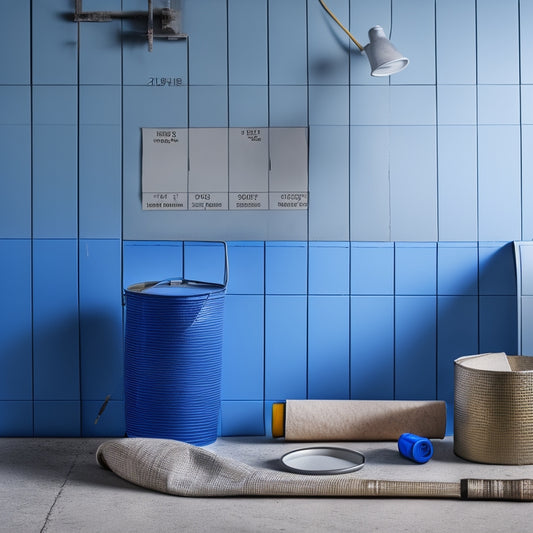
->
124, 243, 227, 446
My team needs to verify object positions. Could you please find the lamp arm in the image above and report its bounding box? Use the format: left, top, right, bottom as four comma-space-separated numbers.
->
318, 0, 364, 51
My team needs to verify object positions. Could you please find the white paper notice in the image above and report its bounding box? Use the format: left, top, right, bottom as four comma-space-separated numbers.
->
141, 127, 308, 211
142, 128, 188, 210
269, 128, 308, 210
229, 128, 269, 210
188, 128, 229, 210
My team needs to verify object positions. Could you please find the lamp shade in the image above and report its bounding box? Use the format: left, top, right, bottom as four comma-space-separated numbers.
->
364, 25, 409, 77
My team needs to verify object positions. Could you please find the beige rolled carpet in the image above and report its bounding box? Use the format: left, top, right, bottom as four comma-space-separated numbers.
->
278, 400, 446, 441
96, 438, 533, 501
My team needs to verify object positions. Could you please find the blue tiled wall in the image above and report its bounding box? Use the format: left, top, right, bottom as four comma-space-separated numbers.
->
0, 0, 527, 437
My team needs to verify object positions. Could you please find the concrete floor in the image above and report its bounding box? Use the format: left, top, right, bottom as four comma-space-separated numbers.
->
1, 436, 533, 532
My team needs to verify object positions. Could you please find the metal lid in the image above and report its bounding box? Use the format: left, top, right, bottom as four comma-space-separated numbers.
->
126, 279, 226, 297
280, 447, 365, 475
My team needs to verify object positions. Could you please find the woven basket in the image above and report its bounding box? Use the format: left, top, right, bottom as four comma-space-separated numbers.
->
454, 353, 533, 464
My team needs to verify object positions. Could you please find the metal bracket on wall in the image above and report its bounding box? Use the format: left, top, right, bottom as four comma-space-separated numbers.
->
74, 0, 187, 52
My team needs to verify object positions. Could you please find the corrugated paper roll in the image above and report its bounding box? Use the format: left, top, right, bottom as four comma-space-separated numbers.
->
273, 400, 446, 441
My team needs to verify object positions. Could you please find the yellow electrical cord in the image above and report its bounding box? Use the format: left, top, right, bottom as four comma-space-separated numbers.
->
318, 0, 364, 51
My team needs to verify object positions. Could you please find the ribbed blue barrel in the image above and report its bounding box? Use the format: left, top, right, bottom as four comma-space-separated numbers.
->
124, 279, 226, 446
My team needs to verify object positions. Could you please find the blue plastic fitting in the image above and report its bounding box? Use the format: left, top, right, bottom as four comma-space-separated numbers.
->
398, 433, 433, 464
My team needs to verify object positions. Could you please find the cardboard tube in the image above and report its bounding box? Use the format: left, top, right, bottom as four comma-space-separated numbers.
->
273, 400, 446, 441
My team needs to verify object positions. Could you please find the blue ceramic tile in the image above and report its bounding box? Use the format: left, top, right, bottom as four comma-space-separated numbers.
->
32, 0, 77, 85
389, 126, 437, 241
435, 0, 476, 84
4, 0, 533, 440
350, 86, 390, 126
186, 0, 228, 85
82, 400, 125, 437
437, 295, 478, 403
308, 242, 349, 295
79, 125, 122, 239
308, 0, 350, 85
390, 0, 435, 85
479, 295, 518, 354
0, 86, 31, 125
522, 85, 533, 125
264, 401, 276, 438
351, 243, 394, 295
222, 295, 264, 400
123, 85, 188, 127
0, 125, 31, 238
228, 86, 269, 127
79, 0, 121, 85
437, 86, 477, 125
308, 126, 349, 241
390, 86, 436, 126
34, 401, 80, 437
269, 86, 308, 127
220, 401, 264, 436
123, 241, 183, 289
478, 242, 517, 295
265, 242, 307, 294
32, 129, 78, 237
437, 126, 478, 241
520, 0, 533, 84
520, 296, 533, 355
395, 296, 437, 400
79, 85, 122, 125
228, 0, 268, 85
265, 295, 307, 400
79, 240, 123, 400
308, 296, 350, 399
32, 86, 78, 239
33, 239, 80, 401
477, 126, 521, 241
349, 126, 391, 241
395, 243, 437, 296
0, 240, 32, 400
226, 242, 264, 295
309, 85, 349, 126
184, 241, 228, 286
437, 242, 478, 295
351, 295, 394, 400
477, 0, 519, 84
515, 241, 533, 295
79, 86, 122, 239
445, 403, 454, 436
522, 126, 533, 239
0, 1, 30, 84
189, 86, 228, 127
33, 86, 77, 125
268, 0, 308, 85
0, 402, 33, 437
478, 85, 520, 125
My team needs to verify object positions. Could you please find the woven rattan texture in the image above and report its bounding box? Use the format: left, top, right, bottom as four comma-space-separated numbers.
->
455, 355, 533, 465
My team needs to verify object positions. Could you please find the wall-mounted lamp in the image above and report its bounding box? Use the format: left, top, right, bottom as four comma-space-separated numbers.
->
73, 0, 187, 52
318, 0, 408, 77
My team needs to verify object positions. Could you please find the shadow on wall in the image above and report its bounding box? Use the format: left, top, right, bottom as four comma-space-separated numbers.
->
0, 329, 33, 436
399, 242, 517, 434
0, 307, 124, 437
350, 242, 517, 437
